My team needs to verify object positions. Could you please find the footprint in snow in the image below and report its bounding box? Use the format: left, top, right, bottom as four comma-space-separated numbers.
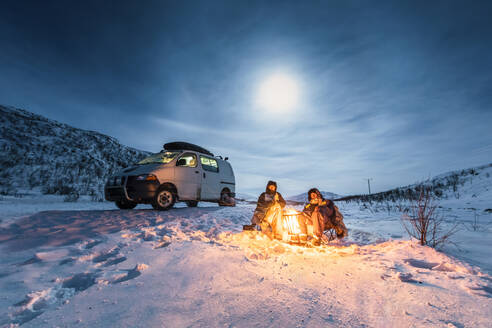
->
397, 272, 422, 284
111, 264, 149, 284
61, 272, 98, 291
92, 247, 120, 263
84, 239, 103, 249
403, 258, 438, 270
17, 254, 42, 266
466, 284, 492, 298
59, 257, 76, 266
154, 241, 171, 249
9, 272, 98, 325
10, 308, 44, 325
103, 256, 127, 267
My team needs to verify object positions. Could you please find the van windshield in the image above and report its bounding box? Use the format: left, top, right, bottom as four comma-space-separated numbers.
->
137, 151, 180, 165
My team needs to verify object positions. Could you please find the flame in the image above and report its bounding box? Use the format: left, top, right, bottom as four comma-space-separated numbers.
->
282, 209, 301, 235
283, 208, 300, 216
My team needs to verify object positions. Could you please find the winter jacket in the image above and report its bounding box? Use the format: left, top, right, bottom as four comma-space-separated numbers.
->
303, 188, 335, 225
303, 188, 348, 238
251, 181, 286, 224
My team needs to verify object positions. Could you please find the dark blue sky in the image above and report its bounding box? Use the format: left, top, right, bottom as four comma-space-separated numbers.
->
1, 0, 491, 196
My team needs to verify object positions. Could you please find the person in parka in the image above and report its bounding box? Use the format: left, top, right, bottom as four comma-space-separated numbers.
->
302, 188, 347, 245
250, 180, 286, 238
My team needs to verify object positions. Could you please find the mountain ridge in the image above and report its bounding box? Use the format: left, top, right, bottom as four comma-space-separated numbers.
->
287, 191, 342, 203
0, 105, 151, 200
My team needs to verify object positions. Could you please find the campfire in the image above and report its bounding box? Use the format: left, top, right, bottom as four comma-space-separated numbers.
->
281, 208, 307, 244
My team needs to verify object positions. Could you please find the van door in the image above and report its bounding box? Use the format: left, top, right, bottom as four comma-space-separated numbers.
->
199, 155, 221, 200
174, 152, 201, 200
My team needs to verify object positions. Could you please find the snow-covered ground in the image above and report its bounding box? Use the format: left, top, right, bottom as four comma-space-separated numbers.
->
0, 195, 491, 327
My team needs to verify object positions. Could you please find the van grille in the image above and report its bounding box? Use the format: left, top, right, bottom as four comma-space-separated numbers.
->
108, 187, 125, 197
108, 176, 126, 186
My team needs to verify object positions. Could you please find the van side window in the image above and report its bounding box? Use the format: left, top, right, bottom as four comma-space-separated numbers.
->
176, 153, 197, 167
200, 156, 219, 172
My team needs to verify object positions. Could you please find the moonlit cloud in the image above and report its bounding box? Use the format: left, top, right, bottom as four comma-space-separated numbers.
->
1, 0, 492, 196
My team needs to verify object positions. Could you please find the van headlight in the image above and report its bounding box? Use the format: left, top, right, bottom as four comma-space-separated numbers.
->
136, 174, 158, 181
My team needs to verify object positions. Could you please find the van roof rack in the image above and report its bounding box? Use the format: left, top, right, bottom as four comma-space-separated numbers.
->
163, 142, 214, 157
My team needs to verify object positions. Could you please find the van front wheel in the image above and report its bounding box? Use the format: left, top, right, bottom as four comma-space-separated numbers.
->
152, 186, 176, 210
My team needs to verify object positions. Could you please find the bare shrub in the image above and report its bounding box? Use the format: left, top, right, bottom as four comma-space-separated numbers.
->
466, 211, 485, 232
400, 186, 459, 248
396, 202, 410, 213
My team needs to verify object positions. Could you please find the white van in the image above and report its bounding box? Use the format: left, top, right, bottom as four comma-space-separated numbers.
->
104, 142, 235, 210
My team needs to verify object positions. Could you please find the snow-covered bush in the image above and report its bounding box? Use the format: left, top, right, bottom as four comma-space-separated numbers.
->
63, 191, 80, 202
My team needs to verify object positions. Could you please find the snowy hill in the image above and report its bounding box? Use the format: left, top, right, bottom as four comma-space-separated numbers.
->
234, 192, 257, 201
0, 105, 150, 200
339, 163, 492, 209
287, 191, 342, 203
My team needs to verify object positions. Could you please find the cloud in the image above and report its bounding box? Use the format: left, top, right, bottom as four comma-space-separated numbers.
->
1, 0, 492, 196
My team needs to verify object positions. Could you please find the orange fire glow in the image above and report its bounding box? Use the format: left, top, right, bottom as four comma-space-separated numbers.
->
282, 209, 301, 235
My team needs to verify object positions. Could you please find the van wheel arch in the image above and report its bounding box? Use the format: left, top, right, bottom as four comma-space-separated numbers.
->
160, 182, 178, 196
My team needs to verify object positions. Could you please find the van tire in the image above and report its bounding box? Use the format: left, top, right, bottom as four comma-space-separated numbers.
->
115, 200, 137, 210
185, 200, 198, 207
219, 190, 236, 207
152, 185, 176, 210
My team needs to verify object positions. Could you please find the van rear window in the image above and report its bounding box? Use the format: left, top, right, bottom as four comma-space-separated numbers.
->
200, 156, 219, 172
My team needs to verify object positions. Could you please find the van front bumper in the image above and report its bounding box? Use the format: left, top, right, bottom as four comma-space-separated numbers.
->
105, 176, 159, 203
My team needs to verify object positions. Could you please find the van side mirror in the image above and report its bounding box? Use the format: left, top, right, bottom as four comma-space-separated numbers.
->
225, 157, 229, 161
177, 158, 187, 166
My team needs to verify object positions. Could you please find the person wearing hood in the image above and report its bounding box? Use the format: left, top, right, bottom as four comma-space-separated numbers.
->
302, 188, 347, 245
250, 180, 286, 238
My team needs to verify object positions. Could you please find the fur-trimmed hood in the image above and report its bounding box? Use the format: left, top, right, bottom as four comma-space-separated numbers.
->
265, 180, 277, 194
307, 188, 323, 201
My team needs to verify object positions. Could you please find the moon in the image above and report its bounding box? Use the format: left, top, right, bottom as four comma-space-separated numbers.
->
257, 73, 299, 112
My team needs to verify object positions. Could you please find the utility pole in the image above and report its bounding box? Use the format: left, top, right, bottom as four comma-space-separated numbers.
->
367, 178, 373, 194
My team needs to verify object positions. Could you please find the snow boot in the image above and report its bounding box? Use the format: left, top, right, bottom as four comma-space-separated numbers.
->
243, 224, 256, 231
310, 236, 321, 246
335, 223, 348, 239
260, 221, 273, 239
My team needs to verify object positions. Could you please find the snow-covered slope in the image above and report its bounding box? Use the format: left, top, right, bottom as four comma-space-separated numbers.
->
0, 202, 490, 327
0, 105, 150, 200
340, 163, 492, 208
288, 191, 342, 203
